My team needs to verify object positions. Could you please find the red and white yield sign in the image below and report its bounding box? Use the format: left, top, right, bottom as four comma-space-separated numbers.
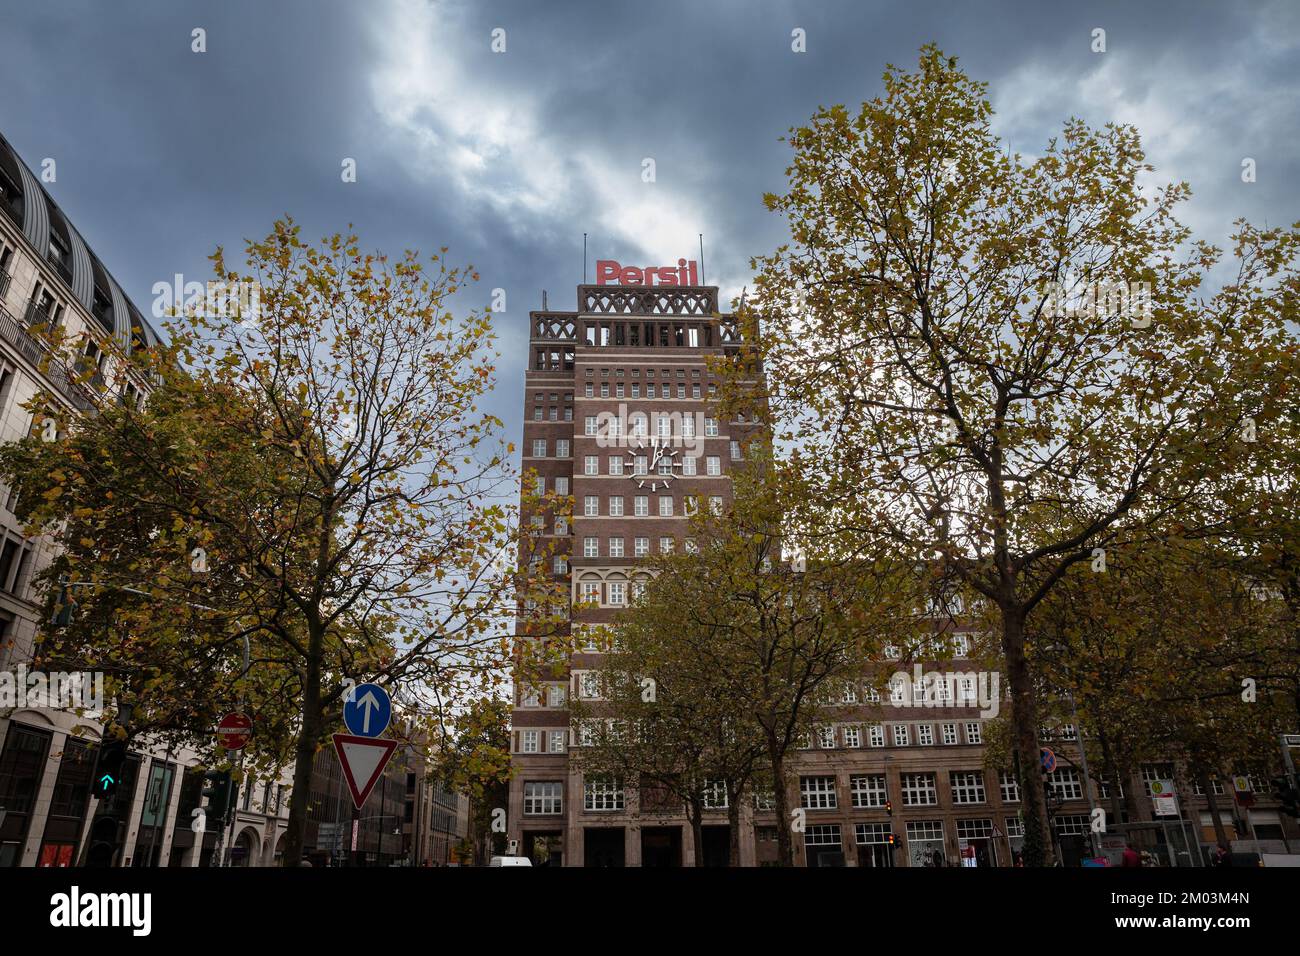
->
216, 712, 253, 750
332, 733, 398, 809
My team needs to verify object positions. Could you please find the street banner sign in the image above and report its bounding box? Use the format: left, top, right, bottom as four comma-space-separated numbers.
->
1233, 775, 1256, 807
342, 683, 392, 738
332, 733, 397, 809
216, 712, 253, 750
1150, 778, 1178, 817
1040, 747, 1056, 773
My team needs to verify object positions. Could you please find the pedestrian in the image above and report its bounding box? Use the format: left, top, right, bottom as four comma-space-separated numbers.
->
1214, 843, 1231, 867
1120, 842, 1142, 867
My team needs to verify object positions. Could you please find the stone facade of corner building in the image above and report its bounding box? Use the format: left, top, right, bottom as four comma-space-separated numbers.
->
507, 272, 1300, 867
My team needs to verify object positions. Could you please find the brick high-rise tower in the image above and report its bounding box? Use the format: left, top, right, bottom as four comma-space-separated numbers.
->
507, 261, 761, 866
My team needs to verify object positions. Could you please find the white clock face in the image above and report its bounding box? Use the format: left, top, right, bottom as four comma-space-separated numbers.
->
624, 437, 681, 491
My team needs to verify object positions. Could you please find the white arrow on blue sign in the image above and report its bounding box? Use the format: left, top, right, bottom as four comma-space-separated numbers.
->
342, 683, 392, 738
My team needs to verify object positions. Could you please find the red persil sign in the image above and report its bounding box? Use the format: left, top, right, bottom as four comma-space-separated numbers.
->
596, 259, 700, 286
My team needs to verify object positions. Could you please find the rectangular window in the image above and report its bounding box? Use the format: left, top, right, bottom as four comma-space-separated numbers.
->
1000, 772, 1021, 803
705, 418, 719, 436
608, 582, 625, 605
584, 496, 599, 517
868, 724, 885, 748
554, 517, 568, 536
843, 726, 861, 748
609, 496, 624, 517
941, 722, 958, 745
585, 416, 597, 436
555, 476, 569, 495
800, 776, 838, 810
855, 823, 892, 845
533, 476, 545, 496
893, 724, 910, 747
584, 455, 599, 476
521, 731, 540, 753
1049, 768, 1082, 800
609, 537, 624, 558
658, 496, 673, 516
634, 495, 648, 517
682, 455, 697, 476
609, 456, 624, 475
552, 555, 568, 575
730, 440, 742, 460
951, 771, 986, 805
633, 455, 648, 475
584, 777, 624, 811
817, 726, 835, 749
531, 439, 546, 457
659, 537, 674, 554
964, 722, 982, 745
584, 383, 594, 398
549, 731, 567, 753
706, 456, 721, 476
657, 416, 671, 438
580, 582, 600, 604
850, 774, 888, 808
634, 537, 649, 557
901, 773, 938, 807
917, 724, 934, 746
681, 416, 695, 438
546, 685, 567, 707
583, 537, 599, 558
523, 781, 562, 815
709, 496, 723, 515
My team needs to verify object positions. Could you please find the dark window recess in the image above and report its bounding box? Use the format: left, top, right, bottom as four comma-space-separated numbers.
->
91, 286, 114, 333
0, 166, 22, 227
47, 233, 71, 283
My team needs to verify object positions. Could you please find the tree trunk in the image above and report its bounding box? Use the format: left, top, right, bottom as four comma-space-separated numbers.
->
1097, 730, 1126, 829
768, 735, 794, 866
1195, 762, 1228, 850
281, 635, 323, 867
688, 800, 705, 868
727, 783, 742, 867
1003, 602, 1053, 865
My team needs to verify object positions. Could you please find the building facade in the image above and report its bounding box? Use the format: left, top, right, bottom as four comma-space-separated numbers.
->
506, 265, 1299, 867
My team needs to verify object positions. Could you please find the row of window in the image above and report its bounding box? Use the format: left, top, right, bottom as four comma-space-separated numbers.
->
798, 771, 1018, 809
570, 493, 727, 518
798, 720, 984, 750
583, 414, 726, 439
583, 380, 711, 400
801, 818, 1027, 847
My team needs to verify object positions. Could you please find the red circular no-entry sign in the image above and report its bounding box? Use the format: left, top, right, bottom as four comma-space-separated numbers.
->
216, 712, 253, 750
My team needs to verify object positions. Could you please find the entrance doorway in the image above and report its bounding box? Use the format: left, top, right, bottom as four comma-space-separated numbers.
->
583, 828, 625, 867
641, 827, 681, 867
700, 825, 730, 867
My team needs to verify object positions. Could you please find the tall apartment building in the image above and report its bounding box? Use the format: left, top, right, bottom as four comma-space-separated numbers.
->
0, 130, 293, 867
507, 262, 1299, 867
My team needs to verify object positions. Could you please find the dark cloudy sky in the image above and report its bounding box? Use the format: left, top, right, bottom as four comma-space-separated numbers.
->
2, 0, 1296, 441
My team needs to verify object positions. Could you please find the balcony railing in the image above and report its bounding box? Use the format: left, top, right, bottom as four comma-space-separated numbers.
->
0, 303, 95, 414
0, 268, 10, 299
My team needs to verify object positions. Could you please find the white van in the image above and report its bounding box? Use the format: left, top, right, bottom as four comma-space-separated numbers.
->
489, 855, 533, 867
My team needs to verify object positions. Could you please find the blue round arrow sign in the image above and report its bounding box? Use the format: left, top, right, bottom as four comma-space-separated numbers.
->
343, 683, 391, 738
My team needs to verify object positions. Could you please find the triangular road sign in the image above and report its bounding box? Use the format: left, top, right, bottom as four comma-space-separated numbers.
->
332, 733, 398, 809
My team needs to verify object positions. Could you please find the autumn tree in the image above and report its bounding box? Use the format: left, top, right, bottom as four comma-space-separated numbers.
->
2, 219, 547, 865
738, 46, 1299, 863
428, 695, 512, 864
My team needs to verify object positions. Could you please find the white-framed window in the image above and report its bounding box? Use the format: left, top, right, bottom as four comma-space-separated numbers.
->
522, 685, 541, 707
901, 773, 938, 806
890, 677, 907, 704
1054, 814, 1091, 836
556, 439, 570, 458
554, 517, 568, 536
609, 495, 624, 517
632, 415, 647, 437
615, 383, 624, 399
553, 555, 568, 575
585, 415, 597, 436
533, 407, 542, 421
752, 790, 776, 811
523, 781, 562, 815
800, 776, 838, 810
956, 819, 994, 842
951, 771, 986, 805
555, 476, 569, 495
533, 476, 546, 496
608, 581, 626, 605
1141, 763, 1176, 796
941, 722, 958, 745
609, 537, 625, 558
584, 382, 594, 398
855, 823, 892, 845
577, 720, 596, 747
804, 824, 842, 846
684, 538, 697, 554
609, 455, 623, 475
706, 456, 721, 476
634, 536, 649, 557
868, 724, 885, 748
702, 780, 729, 810
864, 685, 881, 703
584, 455, 599, 475
580, 581, 601, 604
682, 416, 696, 438
584, 776, 624, 811
964, 721, 982, 745
631, 579, 647, 601
521, 730, 540, 753
608, 417, 621, 437
952, 633, 969, 657
705, 417, 719, 436
850, 774, 888, 808
1000, 771, 1021, 803
917, 724, 934, 746
549, 730, 567, 753
676, 383, 685, 399
1049, 768, 1083, 800
730, 439, 742, 460
583, 536, 599, 558
531, 439, 547, 457
634, 495, 649, 517
817, 726, 836, 749
709, 496, 723, 515
682, 455, 697, 476
659, 536, 674, 554
657, 415, 671, 438
843, 726, 862, 748
658, 496, 673, 516
691, 383, 701, 398
631, 383, 640, 398
546, 685, 567, 707
893, 724, 910, 747
584, 495, 599, 517
577, 672, 602, 699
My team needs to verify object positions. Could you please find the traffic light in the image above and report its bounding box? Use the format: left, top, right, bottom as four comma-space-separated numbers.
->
886, 832, 896, 845
202, 770, 236, 825
1271, 775, 1299, 818
51, 583, 76, 627
92, 737, 128, 800
85, 815, 120, 867
884, 800, 893, 816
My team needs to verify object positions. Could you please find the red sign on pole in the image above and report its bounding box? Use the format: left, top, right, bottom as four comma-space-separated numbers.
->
332, 733, 398, 809
216, 712, 253, 750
